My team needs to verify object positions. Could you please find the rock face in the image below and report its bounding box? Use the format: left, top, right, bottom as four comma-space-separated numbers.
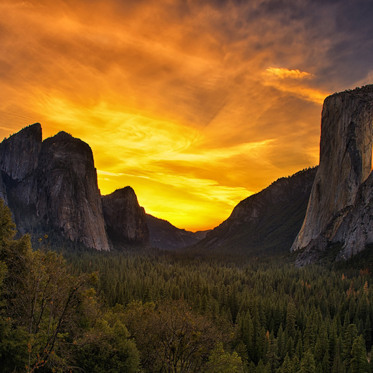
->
146, 214, 208, 250
0, 124, 110, 251
0, 172, 8, 205
292, 85, 373, 263
102, 187, 149, 247
0, 123, 42, 181
35, 132, 110, 251
192, 168, 317, 256
0, 123, 205, 252
334, 173, 373, 259
0, 124, 42, 232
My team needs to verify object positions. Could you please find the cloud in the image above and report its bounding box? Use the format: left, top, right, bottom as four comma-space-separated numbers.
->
265, 67, 312, 80
0, 0, 371, 229
97, 170, 125, 177
262, 67, 328, 104
354, 70, 373, 88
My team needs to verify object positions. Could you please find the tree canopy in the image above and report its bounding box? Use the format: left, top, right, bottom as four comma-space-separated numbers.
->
0, 198, 372, 372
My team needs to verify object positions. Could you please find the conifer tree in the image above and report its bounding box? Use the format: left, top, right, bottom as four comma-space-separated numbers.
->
350, 335, 369, 373
299, 349, 316, 373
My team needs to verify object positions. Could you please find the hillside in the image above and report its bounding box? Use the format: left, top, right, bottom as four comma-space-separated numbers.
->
191, 168, 317, 257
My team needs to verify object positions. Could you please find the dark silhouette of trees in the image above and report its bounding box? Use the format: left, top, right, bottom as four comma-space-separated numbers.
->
1, 198, 372, 372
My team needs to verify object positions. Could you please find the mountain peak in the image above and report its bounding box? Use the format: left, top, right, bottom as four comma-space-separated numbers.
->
102, 186, 149, 247
54, 130, 73, 139
108, 186, 136, 197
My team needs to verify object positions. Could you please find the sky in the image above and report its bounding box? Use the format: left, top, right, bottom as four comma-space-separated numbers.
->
0, 0, 372, 231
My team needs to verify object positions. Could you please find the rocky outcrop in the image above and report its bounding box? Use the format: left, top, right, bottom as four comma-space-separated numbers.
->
292, 85, 373, 263
0, 123, 42, 181
102, 187, 149, 247
35, 131, 110, 251
146, 214, 208, 250
0, 124, 110, 251
0, 124, 42, 232
101, 188, 205, 250
0, 123, 206, 252
192, 168, 317, 256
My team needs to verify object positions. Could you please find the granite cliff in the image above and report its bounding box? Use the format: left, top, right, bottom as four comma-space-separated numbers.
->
0, 123, 202, 252
292, 85, 373, 264
334, 172, 373, 259
191, 168, 317, 256
0, 123, 41, 181
35, 131, 110, 251
0, 124, 110, 251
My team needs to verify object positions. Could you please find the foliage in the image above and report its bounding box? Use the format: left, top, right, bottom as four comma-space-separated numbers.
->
73, 305, 139, 373
124, 299, 222, 372
1, 198, 372, 372
204, 342, 244, 372
67, 249, 372, 372
0, 200, 140, 372
0, 260, 29, 371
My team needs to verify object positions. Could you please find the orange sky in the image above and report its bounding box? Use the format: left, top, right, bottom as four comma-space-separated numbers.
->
0, 0, 372, 231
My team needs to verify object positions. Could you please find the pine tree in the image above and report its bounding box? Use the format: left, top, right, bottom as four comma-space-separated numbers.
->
343, 323, 358, 369
281, 353, 295, 373
286, 301, 297, 338
350, 335, 369, 373
299, 349, 316, 373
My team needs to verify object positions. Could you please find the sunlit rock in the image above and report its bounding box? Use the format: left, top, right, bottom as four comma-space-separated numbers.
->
292, 85, 373, 263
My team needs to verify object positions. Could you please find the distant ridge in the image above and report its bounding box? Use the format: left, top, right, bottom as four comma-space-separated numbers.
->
146, 214, 209, 251
190, 167, 317, 257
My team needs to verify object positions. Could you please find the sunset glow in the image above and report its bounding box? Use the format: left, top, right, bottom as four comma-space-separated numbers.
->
1, 0, 372, 230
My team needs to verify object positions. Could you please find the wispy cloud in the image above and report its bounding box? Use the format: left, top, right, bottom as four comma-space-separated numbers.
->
0, 0, 371, 229
262, 67, 329, 104
97, 170, 125, 177
265, 67, 312, 80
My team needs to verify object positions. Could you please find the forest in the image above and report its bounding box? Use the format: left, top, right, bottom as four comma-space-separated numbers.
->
0, 199, 372, 372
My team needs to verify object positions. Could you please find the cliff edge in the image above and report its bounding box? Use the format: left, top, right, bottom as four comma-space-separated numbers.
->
292, 85, 373, 264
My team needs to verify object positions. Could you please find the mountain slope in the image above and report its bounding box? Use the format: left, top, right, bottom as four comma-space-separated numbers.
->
146, 214, 209, 250
191, 168, 317, 257
102, 187, 149, 248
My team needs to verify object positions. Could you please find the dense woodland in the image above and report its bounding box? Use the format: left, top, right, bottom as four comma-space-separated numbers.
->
1, 199, 372, 372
